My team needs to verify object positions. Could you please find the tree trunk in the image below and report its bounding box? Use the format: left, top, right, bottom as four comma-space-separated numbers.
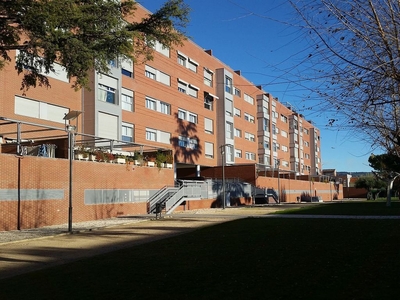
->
386, 181, 392, 207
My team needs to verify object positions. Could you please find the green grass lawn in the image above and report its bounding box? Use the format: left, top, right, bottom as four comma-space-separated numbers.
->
276, 200, 400, 216
1, 202, 400, 299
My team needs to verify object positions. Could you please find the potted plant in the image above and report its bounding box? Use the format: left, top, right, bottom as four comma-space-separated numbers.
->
165, 151, 173, 169
76, 145, 89, 160
113, 153, 126, 164
133, 151, 144, 166
94, 150, 105, 162
89, 150, 97, 161
104, 152, 114, 163
155, 151, 166, 169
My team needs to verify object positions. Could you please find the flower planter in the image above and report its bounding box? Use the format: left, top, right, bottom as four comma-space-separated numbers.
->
147, 161, 155, 167
165, 163, 173, 169
76, 154, 88, 161
113, 158, 126, 164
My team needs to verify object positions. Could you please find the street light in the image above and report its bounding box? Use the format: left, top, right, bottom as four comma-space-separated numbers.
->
63, 111, 81, 232
220, 144, 232, 209
276, 159, 281, 204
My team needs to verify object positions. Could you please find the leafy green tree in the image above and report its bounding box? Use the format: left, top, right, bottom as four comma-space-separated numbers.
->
354, 175, 385, 200
0, 0, 189, 90
368, 153, 400, 206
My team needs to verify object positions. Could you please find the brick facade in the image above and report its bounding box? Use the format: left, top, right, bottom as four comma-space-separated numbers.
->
0, 154, 173, 231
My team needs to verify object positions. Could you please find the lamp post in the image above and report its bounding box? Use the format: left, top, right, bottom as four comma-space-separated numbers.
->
220, 144, 231, 209
63, 111, 81, 232
276, 159, 280, 204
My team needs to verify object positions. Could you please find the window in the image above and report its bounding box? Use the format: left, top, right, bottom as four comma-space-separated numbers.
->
145, 65, 156, 80
272, 123, 279, 134
244, 93, 254, 105
158, 71, 171, 86
177, 54, 187, 66
178, 109, 186, 120
152, 40, 170, 56
98, 84, 116, 104
225, 98, 233, 116
263, 118, 270, 131
225, 76, 232, 94
226, 145, 234, 161
258, 102, 269, 114
145, 65, 170, 85
204, 94, 214, 110
178, 80, 187, 93
122, 68, 132, 77
122, 123, 133, 142
263, 141, 270, 149
281, 145, 288, 152
304, 141, 310, 147
245, 132, 255, 142
234, 128, 242, 138
109, 60, 117, 68
234, 87, 241, 97
188, 112, 198, 123
244, 113, 255, 123
178, 136, 188, 148
245, 152, 256, 160
178, 108, 197, 123
205, 142, 214, 158
14, 96, 68, 124
160, 101, 170, 115
304, 128, 309, 135
204, 68, 213, 87
146, 97, 170, 115
226, 121, 233, 139
280, 114, 288, 123
146, 97, 156, 110
205, 118, 213, 134
121, 92, 134, 111
121, 59, 133, 78
273, 142, 278, 152
273, 158, 280, 168
234, 107, 241, 117
146, 128, 156, 141
178, 79, 198, 97
178, 136, 198, 150
188, 59, 198, 72
188, 84, 199, 98
235, 149, 242, 158
281, 130, 288, 138
189, 138, 198, 150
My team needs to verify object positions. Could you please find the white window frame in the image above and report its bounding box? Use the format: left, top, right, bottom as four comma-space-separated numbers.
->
121, 122, 134, 142
235, 149, 242, 158
234, 128, 242, 138
205, 142, 214, 158
244, 113, 255, 123
226, 121, 233, 139
146, 97, 156, 110
244, 93, 254, 105
205, 118, 213, 134
204, 68, 213, 87
225, 76, 232, 94
146, 128, 157, 141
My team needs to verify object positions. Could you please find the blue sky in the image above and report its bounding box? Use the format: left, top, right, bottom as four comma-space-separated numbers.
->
140, 0, 374, 172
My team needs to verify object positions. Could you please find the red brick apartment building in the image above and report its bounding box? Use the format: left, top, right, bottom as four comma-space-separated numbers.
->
0, 4, 341, 230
